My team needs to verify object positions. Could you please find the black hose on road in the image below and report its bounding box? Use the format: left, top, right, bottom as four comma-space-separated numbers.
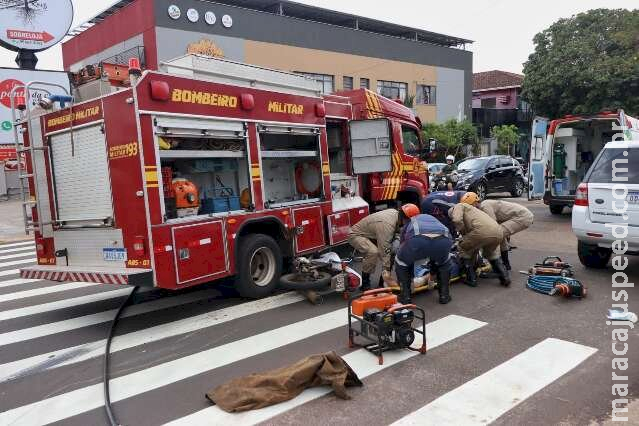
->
104, 286, 139, 426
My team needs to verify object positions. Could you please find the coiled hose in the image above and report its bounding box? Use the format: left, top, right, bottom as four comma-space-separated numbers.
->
526, 275, 586, 298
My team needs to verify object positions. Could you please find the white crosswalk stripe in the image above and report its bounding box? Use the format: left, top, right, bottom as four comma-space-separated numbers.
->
0, 245, 34, 255
0, 269, 20, 278
0, 292, 306, 382
0, 278, 41, 289
0, 286, 131, 321
0, 281, 95, 303
0, 257, 37, 269
0, 308, 350, 425
392, 338, 597, 425
0, 241, 34, 249
0, 252, 37, 261
168, 315, 487, 426
0, 287, 222, 347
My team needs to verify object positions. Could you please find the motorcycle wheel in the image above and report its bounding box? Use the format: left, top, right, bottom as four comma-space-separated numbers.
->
279, 271, 333, 290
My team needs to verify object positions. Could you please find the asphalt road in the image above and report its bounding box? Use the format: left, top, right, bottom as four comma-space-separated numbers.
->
0, 197, 637, 425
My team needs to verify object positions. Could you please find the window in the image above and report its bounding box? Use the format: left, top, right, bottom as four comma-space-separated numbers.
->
342, 76, 353, 91
295, 72, 334, 94
499, 157, 512, 168
416, 85, 436, 105
481, 97, 497, 108
377, 80, 408, 101
360, 78, 370, 89
401, 125, 421, 155
587, 148, 639, 184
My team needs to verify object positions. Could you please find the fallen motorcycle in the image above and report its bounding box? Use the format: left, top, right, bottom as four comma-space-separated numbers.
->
279, 252, 362, 304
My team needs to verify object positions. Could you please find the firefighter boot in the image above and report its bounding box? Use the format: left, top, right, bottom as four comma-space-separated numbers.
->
360, 272, 371, 291
436, 266, 452, 305
501, 250, 512, 271
399, 280, 412, 305
489, 258, 511, 287
462, 258, 478, 287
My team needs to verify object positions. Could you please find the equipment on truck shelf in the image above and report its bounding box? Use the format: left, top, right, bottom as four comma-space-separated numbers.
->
348, 289, 426, 365
172, 178, 199, 217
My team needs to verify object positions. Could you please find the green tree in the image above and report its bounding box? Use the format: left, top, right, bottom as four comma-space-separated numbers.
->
491, 124, 519, 155
522, 8, 639, 118
422, 119, 479, 159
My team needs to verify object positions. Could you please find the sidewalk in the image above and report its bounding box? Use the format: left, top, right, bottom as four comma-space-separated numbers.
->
0, 199, 30, 243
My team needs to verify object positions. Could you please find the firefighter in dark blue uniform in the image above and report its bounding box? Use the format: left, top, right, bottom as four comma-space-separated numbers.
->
395, 213, 454, 305
420, 191, 466, 236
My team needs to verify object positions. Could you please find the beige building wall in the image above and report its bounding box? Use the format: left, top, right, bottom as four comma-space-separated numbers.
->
245, 40, 438, 123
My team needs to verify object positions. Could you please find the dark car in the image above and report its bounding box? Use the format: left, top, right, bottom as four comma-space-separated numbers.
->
453, 155, 526, 200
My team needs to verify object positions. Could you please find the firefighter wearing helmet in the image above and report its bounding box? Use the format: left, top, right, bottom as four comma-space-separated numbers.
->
460, 192, 534, 270
348, 204, 419, 291
395, 207, 454, 305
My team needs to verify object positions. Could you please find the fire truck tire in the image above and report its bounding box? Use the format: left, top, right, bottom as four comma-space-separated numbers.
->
235, 234, 282, 298
279, 271, 332, 290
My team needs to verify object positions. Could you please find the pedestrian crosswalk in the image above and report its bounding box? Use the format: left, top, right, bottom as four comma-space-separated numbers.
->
0, 240, 599, 425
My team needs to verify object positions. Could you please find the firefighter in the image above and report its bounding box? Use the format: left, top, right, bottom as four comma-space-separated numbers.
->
460, 192, 534, 270
348, 204, 419, 291
395, 212, 453, 305
420, 190, 466, 236
448, 202, 511, 287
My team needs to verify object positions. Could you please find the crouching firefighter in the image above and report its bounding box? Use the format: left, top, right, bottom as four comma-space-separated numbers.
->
461, 192, 534, 270
348, 205, 417, 291
448, 202, 511, 287
394, 212, 454, 305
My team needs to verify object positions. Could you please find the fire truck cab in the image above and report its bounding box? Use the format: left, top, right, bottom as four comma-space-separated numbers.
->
17, 55, 429, 298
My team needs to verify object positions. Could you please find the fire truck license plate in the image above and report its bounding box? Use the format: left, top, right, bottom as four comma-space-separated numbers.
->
103, 248, 127, 262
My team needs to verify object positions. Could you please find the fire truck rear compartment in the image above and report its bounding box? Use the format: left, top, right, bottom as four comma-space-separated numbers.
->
48, 124, 128, 268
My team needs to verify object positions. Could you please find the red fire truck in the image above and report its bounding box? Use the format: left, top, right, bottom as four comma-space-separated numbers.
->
16, 55, 429, 298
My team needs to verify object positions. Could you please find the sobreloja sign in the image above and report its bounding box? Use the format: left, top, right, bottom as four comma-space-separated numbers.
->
0, 0, 73, 52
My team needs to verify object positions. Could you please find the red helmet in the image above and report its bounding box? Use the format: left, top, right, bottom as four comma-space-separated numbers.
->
401, 203, 420, 218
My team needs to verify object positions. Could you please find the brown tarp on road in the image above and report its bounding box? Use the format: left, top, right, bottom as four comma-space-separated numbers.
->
206, 351, 363, 412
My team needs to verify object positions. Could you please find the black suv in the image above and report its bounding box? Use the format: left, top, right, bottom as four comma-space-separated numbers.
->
453, 155, 525, 200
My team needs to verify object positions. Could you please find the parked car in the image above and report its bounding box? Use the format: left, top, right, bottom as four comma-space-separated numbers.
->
428, 162, 446, 189
572, 140, 639, 268
453, 155, 526, 200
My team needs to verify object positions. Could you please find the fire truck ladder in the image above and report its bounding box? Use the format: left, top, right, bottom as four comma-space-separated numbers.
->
10, 82, 72, 235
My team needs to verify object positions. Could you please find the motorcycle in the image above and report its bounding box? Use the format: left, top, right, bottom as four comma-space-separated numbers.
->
432, 172, 459, 191
279, 252, 362, 304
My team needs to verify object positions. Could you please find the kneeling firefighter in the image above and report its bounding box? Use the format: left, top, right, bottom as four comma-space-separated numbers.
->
348, 205, 418, 291
448, 202, 511, 287
395, 212, 454, 305
461, 193, 534, 270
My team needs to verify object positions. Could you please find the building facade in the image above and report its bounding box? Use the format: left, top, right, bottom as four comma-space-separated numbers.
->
471, 70, 534, 157
62, 0, 473, 123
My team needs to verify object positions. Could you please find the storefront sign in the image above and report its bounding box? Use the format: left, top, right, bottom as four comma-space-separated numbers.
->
0, 0, 73, 52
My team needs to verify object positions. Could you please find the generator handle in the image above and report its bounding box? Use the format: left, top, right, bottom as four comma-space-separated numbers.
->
388, 304, 417, 313
361, 288, 393, 297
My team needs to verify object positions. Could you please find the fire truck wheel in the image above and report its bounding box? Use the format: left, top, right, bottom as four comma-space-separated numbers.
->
236, 234, 282, 298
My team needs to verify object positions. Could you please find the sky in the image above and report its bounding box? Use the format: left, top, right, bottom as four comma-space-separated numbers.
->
0, 0, 636, 73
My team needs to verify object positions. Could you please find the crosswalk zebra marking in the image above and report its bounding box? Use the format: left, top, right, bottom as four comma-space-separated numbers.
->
0, 258, 37, 270
0, 252, 37, 262
0, 245, 34, 255
167, 315, 487, 426
391, 338, 597, 425
0, 286, 131, 321
0, 269, 20, 278
0, 241, 34, 249
0, 291, 307, 382
0, 308, 350, 425
0, 281, 95, 303
0, 278, 41, 289
0, 287, 222, 347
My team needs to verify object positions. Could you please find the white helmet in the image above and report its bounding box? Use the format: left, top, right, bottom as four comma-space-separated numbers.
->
446, 155, 455, 162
